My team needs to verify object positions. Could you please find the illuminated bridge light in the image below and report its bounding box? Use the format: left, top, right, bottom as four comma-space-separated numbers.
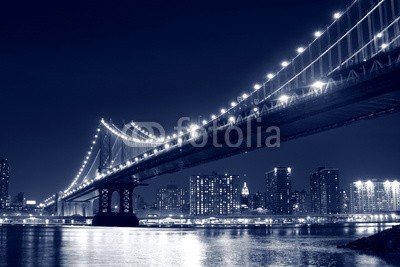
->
189, 124, 199, 132
230, 102, 237, 107
333, 12, 342, 19
314, 31, 322, 38
281, 61, 289, 67
202, 120, 207, 125
228, 116, 235, 123
376, 32, 383, 38
279, 94, 289, 103
266, 73, 275, 80
311, 81, 325, 90
211, 114, 217, 120
220, 108, 226, 114
381, 43, 388, 49
253, 84, 262, 90
296, 47, 305, 54
242, 93, 248, 99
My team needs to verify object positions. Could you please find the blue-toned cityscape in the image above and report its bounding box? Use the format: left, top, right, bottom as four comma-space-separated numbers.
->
2, 0, 400, 266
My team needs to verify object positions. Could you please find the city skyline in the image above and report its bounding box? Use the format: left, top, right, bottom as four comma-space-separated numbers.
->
1, 0, 400, 265
2, 0, 400, 202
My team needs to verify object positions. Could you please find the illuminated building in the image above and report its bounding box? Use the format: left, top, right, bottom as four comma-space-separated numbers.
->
241, 182, 250, 211
350, 179, 400, 213
291, 190, 309, 214
310, 167, 340, 214
190, 173, 240, 216
156, 184, 188, 212
249, 192, 265, 209
265, 167, 292, 215
0, 159, 9, 210
340, 189, 350, 213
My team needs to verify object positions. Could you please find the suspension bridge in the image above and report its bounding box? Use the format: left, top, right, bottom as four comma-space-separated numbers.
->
41, 0, 400, 226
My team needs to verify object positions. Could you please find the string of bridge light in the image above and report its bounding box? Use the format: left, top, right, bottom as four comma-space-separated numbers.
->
41, 126, 101, 206
192, 0, 391, 132
101, 119, 163, 144
43, 1, 397, 204
152, 2, 354, 137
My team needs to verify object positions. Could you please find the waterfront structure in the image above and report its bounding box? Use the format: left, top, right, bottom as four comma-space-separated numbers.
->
0, 159, 9, 210
156, 184, 188, 212
291, 190, 309, 214
190, 173, 240, 216
350, 179, 400, 213
241, 182, 250, 211
265, 167, 292, 215
249, 192, 265, 210
310, 167, 340, 215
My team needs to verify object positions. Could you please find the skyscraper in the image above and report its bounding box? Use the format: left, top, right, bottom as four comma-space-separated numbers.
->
291, 190, 309, 214
310, 167, 340, 215
240, 182, 250, 211
156, 184, 188, 213
340, 189, 350, 214
265, 167, 292, 215
249, 192, 265, 210
350, 179, 400, 213
190, 173, 240, 216
0, 159, 10, 210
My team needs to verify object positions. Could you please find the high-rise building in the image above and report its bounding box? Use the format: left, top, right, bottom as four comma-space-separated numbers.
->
12, 192, 26, 208
156, 184, 188, 212
190, 173, 240, 216
291, 190, 309, 214
265, 167, 292, 215
350, 179, 400, 213
0, 159, 10, 210
340, 189, 350, 214
240, 182, 250, 211
249, 192, 265, 210
310, 167, 340, 214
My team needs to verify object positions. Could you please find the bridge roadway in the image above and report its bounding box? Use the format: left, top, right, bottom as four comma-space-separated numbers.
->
62, 48, 400, 203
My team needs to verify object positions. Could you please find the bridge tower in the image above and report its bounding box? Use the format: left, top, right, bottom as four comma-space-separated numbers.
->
92, 182, 139, 227
98, 121, 112, 172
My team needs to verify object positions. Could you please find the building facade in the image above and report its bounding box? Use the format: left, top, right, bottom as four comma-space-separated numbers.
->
350, 180, 400, 213
240, 182, 250, 211
291, 190, 309, 214
190, 173, 240, 216
340, 189, 350, 214
156, 184, 188, 213
310, 167, 340, 214
0, 159, 10, 210
265, 167, 292, 215
249, 192, 265, 210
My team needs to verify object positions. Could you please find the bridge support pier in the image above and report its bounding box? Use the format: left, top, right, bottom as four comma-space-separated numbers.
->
92, 183, 139, 227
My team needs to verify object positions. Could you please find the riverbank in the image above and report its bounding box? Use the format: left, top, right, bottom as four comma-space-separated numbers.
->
340, 225, 400, 253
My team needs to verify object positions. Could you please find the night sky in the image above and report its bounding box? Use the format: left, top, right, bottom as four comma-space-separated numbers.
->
1, 0, 400, 203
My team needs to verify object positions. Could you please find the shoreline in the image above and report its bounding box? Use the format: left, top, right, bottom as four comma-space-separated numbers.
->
1, 221, 398, 229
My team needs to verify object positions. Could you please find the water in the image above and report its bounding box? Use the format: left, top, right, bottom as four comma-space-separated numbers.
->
1, 223, 400, 266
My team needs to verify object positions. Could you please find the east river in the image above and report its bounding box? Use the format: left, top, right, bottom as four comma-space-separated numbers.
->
1, 223, 400, 266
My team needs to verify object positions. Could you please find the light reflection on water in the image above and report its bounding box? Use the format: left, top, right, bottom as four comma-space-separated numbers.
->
0, 224, 399, 266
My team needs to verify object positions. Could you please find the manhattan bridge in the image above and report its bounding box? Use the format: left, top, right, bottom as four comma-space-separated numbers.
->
41, 0, 400, 226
